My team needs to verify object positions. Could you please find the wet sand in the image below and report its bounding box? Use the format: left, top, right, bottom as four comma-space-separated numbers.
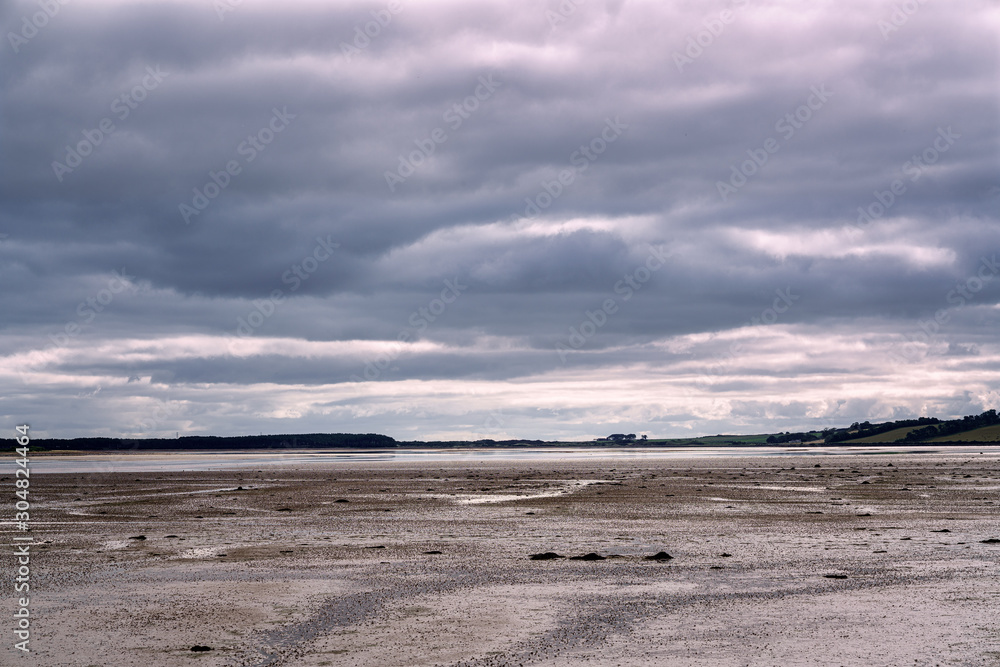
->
6, 453, 1000, 665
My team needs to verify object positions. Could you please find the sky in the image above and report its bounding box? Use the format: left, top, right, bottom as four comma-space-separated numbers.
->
1, 0, 998, 441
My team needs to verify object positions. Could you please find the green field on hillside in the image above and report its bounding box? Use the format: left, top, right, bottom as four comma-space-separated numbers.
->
926, 424, 1000, 443
837, 426, 919, 444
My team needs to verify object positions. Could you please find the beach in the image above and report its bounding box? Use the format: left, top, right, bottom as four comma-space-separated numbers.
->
6, 451, 999, 665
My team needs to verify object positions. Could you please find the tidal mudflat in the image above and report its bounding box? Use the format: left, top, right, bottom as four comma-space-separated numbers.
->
6, 453, 1000, 666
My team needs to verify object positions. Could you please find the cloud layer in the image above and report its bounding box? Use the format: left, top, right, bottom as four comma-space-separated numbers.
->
2, 0, 999, 439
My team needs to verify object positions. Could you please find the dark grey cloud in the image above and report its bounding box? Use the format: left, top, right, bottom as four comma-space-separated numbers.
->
2, 0, 998, 438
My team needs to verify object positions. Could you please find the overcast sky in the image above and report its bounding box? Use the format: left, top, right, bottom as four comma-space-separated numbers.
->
2, 0, 998, 441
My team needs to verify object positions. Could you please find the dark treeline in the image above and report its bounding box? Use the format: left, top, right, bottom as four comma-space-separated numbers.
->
397, 439, 550, 448
6, 411, 997, 451
766, 431, 822, 444
825, 417, 940, 443
7, 434, 561, 452
902, 409, 999, 442
823, 410, 999, 443
8, 433, 396, 451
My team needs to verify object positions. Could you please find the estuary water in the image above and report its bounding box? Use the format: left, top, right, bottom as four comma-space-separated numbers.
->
18, 445, 1000, 473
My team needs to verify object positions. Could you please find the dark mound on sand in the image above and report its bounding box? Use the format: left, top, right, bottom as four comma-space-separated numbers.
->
570, 552, 606, 561
529, 552, 564, 560
645, 551, 673, 561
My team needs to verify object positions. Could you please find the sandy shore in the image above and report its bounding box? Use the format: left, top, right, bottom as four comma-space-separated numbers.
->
4, 453, 999, 665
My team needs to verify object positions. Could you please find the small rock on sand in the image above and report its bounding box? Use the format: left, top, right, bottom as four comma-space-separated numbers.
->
190, 645, 213, 652
645, 551, 673, 561
530, 552, 564, 560
824, 574, 848, 579
129, 535, 146, 541
980, 538, 1000, 544
571, 553, 606, 561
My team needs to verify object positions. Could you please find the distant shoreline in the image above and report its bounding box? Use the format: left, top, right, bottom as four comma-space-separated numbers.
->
5, 411, 998, 451
2, 444, 752, 456
4, 442, 996, 457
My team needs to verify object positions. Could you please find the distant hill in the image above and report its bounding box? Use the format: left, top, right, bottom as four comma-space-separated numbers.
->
830, 426, 920, 444
4, 410, 997, 451
5, 433, 396, 452
829, 410, 1000, 444
926, 424, 1000, 443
